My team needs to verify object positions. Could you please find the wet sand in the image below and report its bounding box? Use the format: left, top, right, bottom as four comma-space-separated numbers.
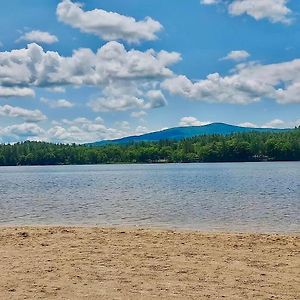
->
0, 227, 299, 299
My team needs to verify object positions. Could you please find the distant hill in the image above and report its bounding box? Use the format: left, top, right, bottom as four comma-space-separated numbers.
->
88, 123, 289, 146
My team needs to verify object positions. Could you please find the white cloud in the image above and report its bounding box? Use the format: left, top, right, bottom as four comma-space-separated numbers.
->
115, 121, 130, 130
89, 85, 168, 112
46, 86, 66, 93
52, 99, 74, 108
262, 119, 285, 128
238, 122, 258, 128
45, 116, 153, 143
46, 117, 147, 143
131, 111, 147, 118
0, 87, 35, 98
200, 0, 219, 4
88, 95, 142, 112
201, 0, 292, 24
0, 105, 47, 122
59, 116, 104, 126
88, 81, 145, 112
56, 0, 163, 43
144, 90, 167, 109
17, 30, 58, 44
41, 97, 74, 108
0, 123, 45, 140
0, 42, 180, 110
221, 50, 250, 62
135, 126, 149, 134
162, 74, 261, 104
0, 42, 180, 88
47, 117, 118, 143
229, 0, 292, 24
238, 119, 300, 128
162, 58, 300, 105
275, 82, 300, 104
179, 117, 211, 127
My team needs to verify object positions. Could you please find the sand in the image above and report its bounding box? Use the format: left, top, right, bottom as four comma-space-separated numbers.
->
0, 227, 299, 299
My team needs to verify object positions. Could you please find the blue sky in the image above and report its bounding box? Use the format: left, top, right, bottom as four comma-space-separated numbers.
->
0, 0, 299, 143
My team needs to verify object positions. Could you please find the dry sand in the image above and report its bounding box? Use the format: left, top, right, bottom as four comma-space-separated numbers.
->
0, 227, 299, 299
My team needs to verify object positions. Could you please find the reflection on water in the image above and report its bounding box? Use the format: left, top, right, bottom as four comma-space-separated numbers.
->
0, 162, 299, 233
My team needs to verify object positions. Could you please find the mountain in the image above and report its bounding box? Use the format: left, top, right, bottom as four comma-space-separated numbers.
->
88, 123, 289, 146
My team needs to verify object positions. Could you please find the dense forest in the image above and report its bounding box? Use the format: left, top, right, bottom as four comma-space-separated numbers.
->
0, 128, 299, 166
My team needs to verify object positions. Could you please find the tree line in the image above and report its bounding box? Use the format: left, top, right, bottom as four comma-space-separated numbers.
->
0, 128, 299, 166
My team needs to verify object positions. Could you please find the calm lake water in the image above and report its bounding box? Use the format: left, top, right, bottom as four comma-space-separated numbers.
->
0, 162, 299, 233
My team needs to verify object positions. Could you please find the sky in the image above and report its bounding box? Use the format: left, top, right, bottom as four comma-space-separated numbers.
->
0, 0, 299, 143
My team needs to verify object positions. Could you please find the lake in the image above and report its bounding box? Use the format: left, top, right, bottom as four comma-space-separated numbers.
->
0, 162, 299, 233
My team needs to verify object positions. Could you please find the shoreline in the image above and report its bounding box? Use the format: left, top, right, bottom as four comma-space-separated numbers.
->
0, 160, 299, 167
0, 226, 299, 299
0, 224, 299, 235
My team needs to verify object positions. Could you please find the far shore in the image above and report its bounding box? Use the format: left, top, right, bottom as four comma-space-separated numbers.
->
0, 226, 299, 299
0, 160, 299, 167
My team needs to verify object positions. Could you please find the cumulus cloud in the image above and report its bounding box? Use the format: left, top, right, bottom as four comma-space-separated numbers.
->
88, 81, 145, 112
221, 50, 250, 62
0, 115, 150, 144
201, 0, 292, 24
275, 82, 300, 104
0, 87, 35, 98
17, 30, 58, 44
47, 117, 149, 143
238, 119, 300, 128
238, 122, 258, 128
131, 111, 147, 118
201, 0, 220, 4
46, 86, 66, 93
262, 119, 286, 128
115, 121, 130, 130
135, 126, 149, 134
48, 117, 117, 143
144, 90, 167, 109
89, 84, 168, 112
162, 58, 300, 105
179, 117, 211, 127
0, 105, 47, 122
229, 0, 292, 24
88, 96, 143, 112
41, 97, 74, 108
0, 42, 180, 87
58, 116, 104, 126
56, 0, 163, 43
0, 123, 45, 141
0, 42, 180, 110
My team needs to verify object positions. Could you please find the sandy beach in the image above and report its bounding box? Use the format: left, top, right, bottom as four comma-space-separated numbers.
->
0, 227, 299, 299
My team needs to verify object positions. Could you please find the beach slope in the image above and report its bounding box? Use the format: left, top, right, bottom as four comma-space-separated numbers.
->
0, 227, 299, 299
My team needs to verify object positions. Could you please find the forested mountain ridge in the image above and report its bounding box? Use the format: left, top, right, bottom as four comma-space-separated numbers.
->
0, 128, 299, 166
88, 123, 289, 146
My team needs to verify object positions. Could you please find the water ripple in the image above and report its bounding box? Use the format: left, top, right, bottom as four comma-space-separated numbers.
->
0, 162, 299, 233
